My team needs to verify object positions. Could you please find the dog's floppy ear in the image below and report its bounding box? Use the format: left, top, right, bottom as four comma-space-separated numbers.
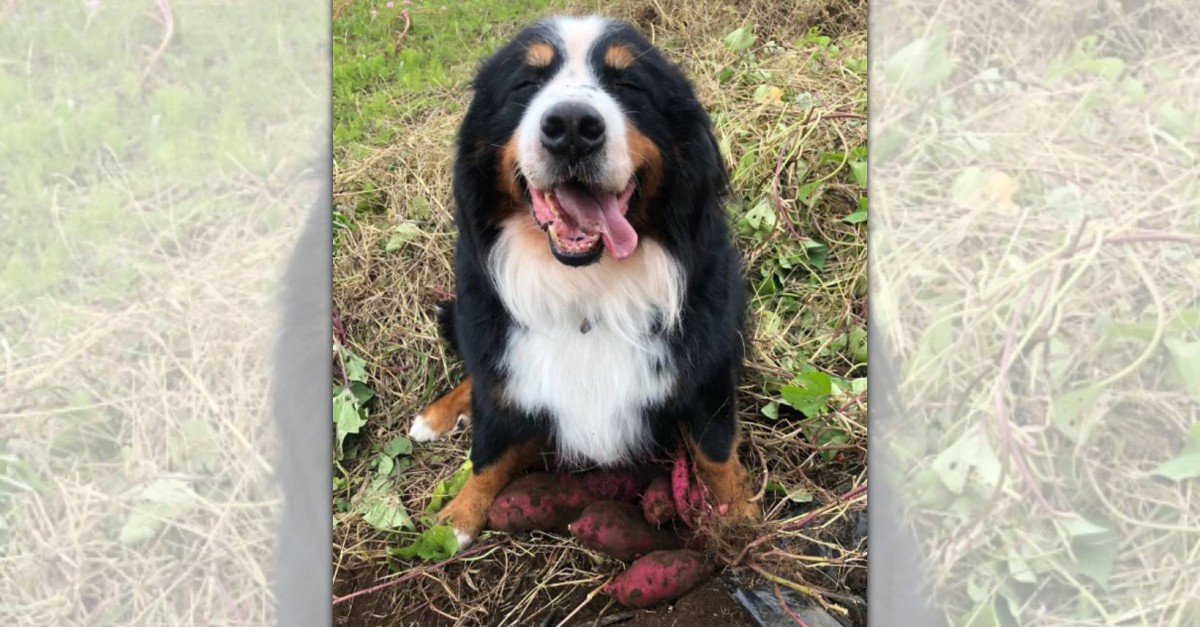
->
694, 116, 730, 198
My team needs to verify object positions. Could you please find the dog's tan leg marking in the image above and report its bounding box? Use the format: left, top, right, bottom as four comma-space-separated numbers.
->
438, 440, 541, 548
687, 433, 761, 522
409, 377, 472, 442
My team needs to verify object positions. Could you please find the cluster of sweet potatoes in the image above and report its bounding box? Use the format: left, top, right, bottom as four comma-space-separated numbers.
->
486, 468, 715, 608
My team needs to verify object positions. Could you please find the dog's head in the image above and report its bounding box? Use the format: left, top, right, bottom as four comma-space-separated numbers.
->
455, 16, 727, 267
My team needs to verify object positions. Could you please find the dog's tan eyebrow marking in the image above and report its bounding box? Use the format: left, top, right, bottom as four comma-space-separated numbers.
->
525, 42, 555, 67
604, 44, 635, 69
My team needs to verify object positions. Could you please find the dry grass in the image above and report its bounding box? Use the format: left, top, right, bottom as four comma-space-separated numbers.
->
874, 0, 1200, 623
0, 178, 314, 624
333, 0, 867, 624
0, 3, 326, 623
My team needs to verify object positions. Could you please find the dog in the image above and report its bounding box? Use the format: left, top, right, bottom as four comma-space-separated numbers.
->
410, 16, 756, 549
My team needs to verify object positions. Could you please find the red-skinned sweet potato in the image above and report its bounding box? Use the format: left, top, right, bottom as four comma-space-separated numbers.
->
568, 470, 644, 506
603, 549, 715, 607
486, 473, 583, 532
487, 469, 653, 532
568, 501, 679, 561
641, 475, 677, 526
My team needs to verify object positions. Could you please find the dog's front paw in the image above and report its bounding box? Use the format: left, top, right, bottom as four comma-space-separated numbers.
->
410, 380, 472, 443
437, 495, 489, 550
408, 410, 470, 443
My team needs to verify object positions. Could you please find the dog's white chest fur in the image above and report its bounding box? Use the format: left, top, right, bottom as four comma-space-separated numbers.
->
490, 220, 684, 466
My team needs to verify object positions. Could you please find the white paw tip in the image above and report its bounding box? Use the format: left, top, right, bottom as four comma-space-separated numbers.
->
408, 414, 438, 442
453, 528, 474, 551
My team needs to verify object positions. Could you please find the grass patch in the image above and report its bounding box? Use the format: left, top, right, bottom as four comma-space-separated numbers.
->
0, 1, 324, 623
875, 0, 1200, 624
333, 0, 867, 623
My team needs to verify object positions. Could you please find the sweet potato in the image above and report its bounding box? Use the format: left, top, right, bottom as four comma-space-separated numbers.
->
487, 469, 652, 532
641, 476, 677, 526
487, 473, 584, 532
603, 549, 715, 608
568, 501, 679, 561
567, 469, 645, 506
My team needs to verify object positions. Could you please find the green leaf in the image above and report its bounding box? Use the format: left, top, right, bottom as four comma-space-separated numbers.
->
802, 239, 828, 270
843, 208, 867, 224
951, 166, 986, 205
1051, 384, 1103, 442
848, 326, 868, 364
0, 452, 43, 496
740, 197, 776, 233
427, 460, 472, 512
760, 401, 779, 420
344, 353, 369, 384
1063, 516, 1109, 538
1007, 555, 1037, 584
382, 436, 413, 459
796, 180, 821, 208
334, 390, 367, 457
905, 311, 955, 377
786, 488, 813, 503
349, 381, 375, 405
358, 476, 414, 532
1165, 338, 1200, 399
1063, 517, 1119, 589
733, 149, 757, 181
390, 524, 459, 561
780, 371, 832, 418
119, 478, 197, 545
931, 428, 1001, 494
376, 453, 395, 477
443, 460, 472, 495
849, 159, 867, 187
882, 33, 956, 93
723, 26, 756, 52
1150, 452, 1200, 482
385, 222, 423, 252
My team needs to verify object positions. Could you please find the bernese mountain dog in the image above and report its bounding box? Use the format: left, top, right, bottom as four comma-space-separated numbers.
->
409, 15, 758, 549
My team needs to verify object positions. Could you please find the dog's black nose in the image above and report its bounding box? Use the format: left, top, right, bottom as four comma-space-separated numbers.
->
540, 102, 605, 162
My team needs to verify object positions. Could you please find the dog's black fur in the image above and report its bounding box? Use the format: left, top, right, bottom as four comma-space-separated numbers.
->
447, 20, 746, 472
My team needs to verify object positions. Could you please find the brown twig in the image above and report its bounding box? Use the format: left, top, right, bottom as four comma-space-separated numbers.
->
775, 582, 809, 627
732, 483, 867, 566
553, 580, 610, 627
1075, 230, 1200, 253
332, 538, 508, 606
747, 562, 847, 616
818, 111, 866, 120
772, 139, 805, 241
590, 611, 635, 627
782, 483, 867, 531
994, 284, 1070, 517
393, 2, 412, 53
139, 0, 175, 91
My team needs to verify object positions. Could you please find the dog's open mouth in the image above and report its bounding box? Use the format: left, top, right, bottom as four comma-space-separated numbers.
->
528, 180, 637, 265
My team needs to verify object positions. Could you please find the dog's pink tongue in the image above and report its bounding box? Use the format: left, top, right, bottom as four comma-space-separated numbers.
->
554, 186, 638, 259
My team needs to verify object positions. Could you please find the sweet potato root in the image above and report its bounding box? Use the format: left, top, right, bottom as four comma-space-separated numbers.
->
568, 500, 679, 561
603, 549, 715, 607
